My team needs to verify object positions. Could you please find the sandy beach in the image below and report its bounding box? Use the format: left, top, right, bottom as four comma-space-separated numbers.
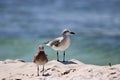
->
0, 59, 120, 80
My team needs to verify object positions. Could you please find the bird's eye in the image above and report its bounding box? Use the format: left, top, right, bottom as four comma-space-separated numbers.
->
65, 31, 69, 33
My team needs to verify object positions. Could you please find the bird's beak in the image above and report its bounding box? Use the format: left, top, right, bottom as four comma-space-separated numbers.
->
70, 32, 75, 34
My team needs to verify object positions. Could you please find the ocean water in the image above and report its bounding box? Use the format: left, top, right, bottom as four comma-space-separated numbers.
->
0, 0, 120, 65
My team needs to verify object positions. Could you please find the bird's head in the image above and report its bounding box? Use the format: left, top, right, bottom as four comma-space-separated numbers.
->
62, 29, 75, 36
39, 45, 44, 51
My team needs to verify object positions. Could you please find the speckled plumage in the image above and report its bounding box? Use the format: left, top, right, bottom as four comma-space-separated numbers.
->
33, 45, 48, 76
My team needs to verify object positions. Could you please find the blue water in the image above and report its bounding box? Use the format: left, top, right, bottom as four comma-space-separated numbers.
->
0, 0, 120, 65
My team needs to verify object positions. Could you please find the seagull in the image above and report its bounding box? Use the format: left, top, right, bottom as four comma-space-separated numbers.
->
33, 45, 48, 76
45, 29, 75, 62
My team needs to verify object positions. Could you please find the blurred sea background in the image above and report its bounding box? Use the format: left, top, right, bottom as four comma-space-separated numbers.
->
0, 0, 120, 65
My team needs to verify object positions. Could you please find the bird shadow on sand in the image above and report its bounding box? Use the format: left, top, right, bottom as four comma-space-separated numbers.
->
43, 73, 50, 77
59, 61, 77, 65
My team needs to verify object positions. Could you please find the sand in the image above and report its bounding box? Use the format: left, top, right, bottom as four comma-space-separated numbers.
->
0, 59, 120, 80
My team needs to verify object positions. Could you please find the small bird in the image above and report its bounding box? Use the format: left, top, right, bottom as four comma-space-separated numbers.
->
45, 29, 75, 62
33, 45, 48, 76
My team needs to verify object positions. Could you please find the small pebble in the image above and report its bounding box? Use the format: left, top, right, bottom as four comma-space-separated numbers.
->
2, 78, 6, 80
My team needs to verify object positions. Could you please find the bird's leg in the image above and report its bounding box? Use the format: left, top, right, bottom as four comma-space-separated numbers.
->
63, 51, 65, 62
37, 65, 39, 76
109, 62, 112, 67
57, 51, 59, 61
42, 65, 45, 76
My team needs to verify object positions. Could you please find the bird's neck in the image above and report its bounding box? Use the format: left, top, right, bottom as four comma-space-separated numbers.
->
41, 50, 44, 52
62, 34, 69, 38
38, 51, 44, 53
38, 51, 45, 56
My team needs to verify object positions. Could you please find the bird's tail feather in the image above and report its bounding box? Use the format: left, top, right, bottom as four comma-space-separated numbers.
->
44, 41, 50, 46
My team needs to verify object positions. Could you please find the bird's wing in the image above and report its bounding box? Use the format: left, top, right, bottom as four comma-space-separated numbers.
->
33, 53, 37, 63
50, 37, 63, 47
